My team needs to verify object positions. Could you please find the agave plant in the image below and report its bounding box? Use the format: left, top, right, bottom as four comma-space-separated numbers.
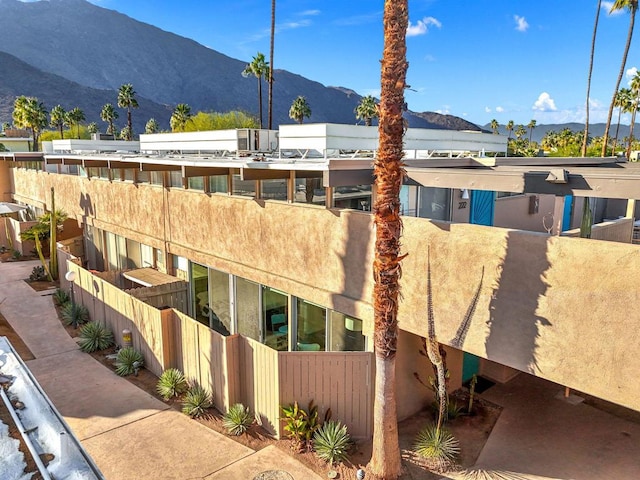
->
114, 347, 144, 376
181, 383, 212, 418
52, 288, 70, 307
313, 420, 351, 465
413, 424, 460, 472
60, 302, 90, 328
222, 403, 253, 436
156, 368, 188, 400
77, 321, 114, 353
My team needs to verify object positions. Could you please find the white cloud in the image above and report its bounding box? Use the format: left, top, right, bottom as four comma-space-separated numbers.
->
496, 106, 505, 113
626, 67, 638, 85
532, 92, 557, 112
435, 106, 450, 115
514, 15, 529, 32
407, 17, 442, 37
424, 54, 436, 62
485, 107, 492, 113
603, 1, 625, 15
301, 10, 320, 16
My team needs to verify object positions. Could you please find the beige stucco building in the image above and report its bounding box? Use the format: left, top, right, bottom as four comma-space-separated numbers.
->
2, 124, 639, 436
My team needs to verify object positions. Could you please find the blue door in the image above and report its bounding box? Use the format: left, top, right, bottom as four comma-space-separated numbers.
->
562, 195, 573, 231
462, 353, 480, 383
470, 190, 496, 226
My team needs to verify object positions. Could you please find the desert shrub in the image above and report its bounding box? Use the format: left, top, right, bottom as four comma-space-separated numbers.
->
313, 420, 351, 465
29, 265, 47, 281
413, 424, 460, 472
181, 382, 212, 418
114, 347, 144, 376
156, 368, 188, 400
11, 250, 21, 260
60, 302, 90, 328
222, 403, 253, 436
78, 321, 114, 353
281, 400, 328, 452
52, 288, 70, 306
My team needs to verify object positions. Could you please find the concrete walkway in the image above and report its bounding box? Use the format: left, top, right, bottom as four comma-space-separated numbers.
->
0, 260, 322, 480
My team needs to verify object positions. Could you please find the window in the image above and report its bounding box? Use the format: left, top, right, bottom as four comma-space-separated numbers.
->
191, 263, 209, 328
168, 171, 182, 188
262, 286, 288, 350
333, 184, 372, 211
328, 311, 366, 351
295, 298, 326, 351
260, 179, 287, 201
188, 176, 205, 191
401, 185, 452, 221
232, 174, 255, 197
209, 269, 232, 336
294, 176, 325, 206
209, 175, 228, 193
235, 277, 260, 341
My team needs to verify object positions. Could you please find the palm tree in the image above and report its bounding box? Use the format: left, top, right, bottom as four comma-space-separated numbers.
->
506, 120, 515, 141
117, 83, 139, 140
626, 72, 640, 158
583, 1, 603, 156
87, 122, 98, 135
242, 53, 270, 129
515, 124, 527, 139
145, 118, 159, 134
100, 103, 119, 135
170, 104, 193, 132
367, 1, 407, 478
2, 122, 10, 132
12, 96, 48, 152
602, 0, 638, 157
527, 119, 537, 142
613, 87, 632, 153
288, 96, 311, 124
67, 107, 85, 139
355, 95, 379, 126
268, 0, 276, 130
490, 119, 499, 134
49, 105, 68, 139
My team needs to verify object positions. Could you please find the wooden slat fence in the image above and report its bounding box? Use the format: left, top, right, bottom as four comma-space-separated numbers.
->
278, 352, 374, 439
126, 281, 188, 313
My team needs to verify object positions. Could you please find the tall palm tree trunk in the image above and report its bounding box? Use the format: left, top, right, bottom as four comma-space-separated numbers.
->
626, 107, 638, 158
268, 0, 275, 130
613, 107, 623, 153
127, 108, 132, 137
368, 1, 408, 478
583, 0, 602, 156
602, 7, 636, 157
258, 78, 263, 129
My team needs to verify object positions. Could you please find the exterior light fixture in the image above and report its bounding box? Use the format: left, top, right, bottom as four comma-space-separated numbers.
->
65, 270, 76, 305
460, 189, 470, 200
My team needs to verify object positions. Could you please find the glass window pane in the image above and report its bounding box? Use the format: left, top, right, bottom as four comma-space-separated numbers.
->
295, 298, 326, 351
263, 286, 288, 350
191, 263, 209, 327
209, 269, 231, 336
236, 277, 260, 341
151, 171, 164, 186
136, 170, 150, 184
169, 171, 182, 187
188, 176, 205, 190
328, 311, 366, 351
126, 238, 141, 268
418, 187, 451, 221
209, 175, 228, 193
333, 185, 372, 211
294, 176, 325, 206
232, 174, 256, 197
260, 179, 287, 201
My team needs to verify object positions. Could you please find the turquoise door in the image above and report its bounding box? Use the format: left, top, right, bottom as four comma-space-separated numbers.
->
562, 195, 573, 231
462, 353, 480, 383
470, 190, 496, 226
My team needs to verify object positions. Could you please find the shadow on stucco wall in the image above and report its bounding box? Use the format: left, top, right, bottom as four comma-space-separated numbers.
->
485, 231, 552, 375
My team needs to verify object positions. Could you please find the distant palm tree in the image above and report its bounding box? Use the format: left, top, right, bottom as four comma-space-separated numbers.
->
170, 104, 193, 132
87, 122, 98, 135
613, 87, 632, 153
12, 96, 48, 152
117, 83, 139, 140
602, 0, 638, 157
506, 120, 515, 141
288, 96, 311, 124
119, 126, 131, 141
49, 105, 68, 139
145, 118, 159, 134
268, 0, 276, 130
100, 103, 118, 135
626, 72, 640, 158
2, 122, 10, 132
583, 1, 603, 156
515, 124, 527, 139
67, 107, 85, 139
355, 95, 379, 126
242, 53, 270, 129
527, 119, 537, 142
490, 119, 499, 134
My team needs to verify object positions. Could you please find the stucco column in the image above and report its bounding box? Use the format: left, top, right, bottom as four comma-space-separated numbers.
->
551, 195, 565, 236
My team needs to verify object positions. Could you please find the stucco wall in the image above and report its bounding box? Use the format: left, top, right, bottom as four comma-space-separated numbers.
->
10, 167, 640, 412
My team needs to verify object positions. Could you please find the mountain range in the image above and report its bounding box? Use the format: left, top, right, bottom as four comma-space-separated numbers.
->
483, 122, 639, 144
0, 0, 482, 135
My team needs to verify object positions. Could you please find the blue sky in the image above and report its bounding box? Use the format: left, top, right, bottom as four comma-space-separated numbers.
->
87, 0, 640, 127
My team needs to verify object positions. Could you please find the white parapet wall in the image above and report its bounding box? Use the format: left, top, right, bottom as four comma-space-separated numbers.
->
278, 123, 508, 157
51, 139, 140, 153
140, 129, 278, 154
